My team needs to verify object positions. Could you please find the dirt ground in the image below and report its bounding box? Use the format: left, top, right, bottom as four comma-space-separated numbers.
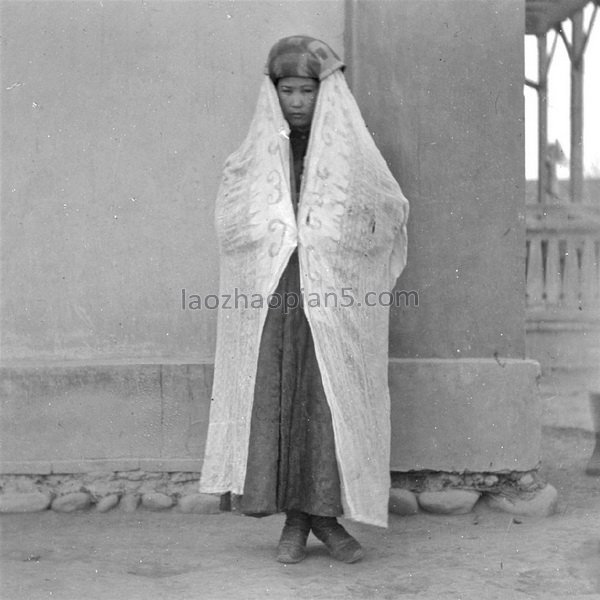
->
1, 421, 599, 599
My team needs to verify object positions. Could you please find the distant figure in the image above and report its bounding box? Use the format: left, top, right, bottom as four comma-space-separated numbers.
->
544, 140, 567, 202
199, 36, 409, 564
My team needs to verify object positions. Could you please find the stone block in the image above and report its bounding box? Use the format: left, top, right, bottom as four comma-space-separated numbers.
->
141, 492, 173, 510
418, 490, 481, 515
0, 492, 52, 513
119, 494, 141, 512
484, 484, 558, 517
159, 364, 213, 460
0, 362, 213, 474
0, 364, 163, 465
0, 362, 213, 476
51, 492, 91, 512
177, 493, 221, 514
389, 358, 541, 472
96, 494, 120, 513
388, 488, 419, 515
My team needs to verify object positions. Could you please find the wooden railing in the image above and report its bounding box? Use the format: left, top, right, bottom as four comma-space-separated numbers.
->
526, 202, 600, 318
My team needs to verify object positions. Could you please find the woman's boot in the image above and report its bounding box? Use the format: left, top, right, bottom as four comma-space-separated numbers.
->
310, 515, 364, 563
276, 510, 311, 563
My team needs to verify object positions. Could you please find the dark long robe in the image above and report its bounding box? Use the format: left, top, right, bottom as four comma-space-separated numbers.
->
240, 129, 342, 517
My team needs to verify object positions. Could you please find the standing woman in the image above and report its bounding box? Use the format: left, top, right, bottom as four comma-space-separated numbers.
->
200, 36, 409, 564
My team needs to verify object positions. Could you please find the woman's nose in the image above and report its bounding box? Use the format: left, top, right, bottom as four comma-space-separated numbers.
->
290, 92, 303, 107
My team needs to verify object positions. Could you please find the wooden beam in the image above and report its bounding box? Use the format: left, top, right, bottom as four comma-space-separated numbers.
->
538, 34, 548, 203
570, 10, 584, 203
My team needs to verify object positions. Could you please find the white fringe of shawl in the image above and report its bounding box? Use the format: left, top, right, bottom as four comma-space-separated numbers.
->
199, 71, 409, 527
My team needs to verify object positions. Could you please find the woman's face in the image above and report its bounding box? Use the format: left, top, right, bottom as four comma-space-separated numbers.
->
276, 76, 319, 132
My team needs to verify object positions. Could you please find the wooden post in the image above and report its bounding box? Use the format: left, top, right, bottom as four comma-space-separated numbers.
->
537, 34, 548, 204
562, 238, 580, 308
570, 10, 584, 204
527, 235, 545, 307
545, 236, 561, 306
580, 237, 597, 310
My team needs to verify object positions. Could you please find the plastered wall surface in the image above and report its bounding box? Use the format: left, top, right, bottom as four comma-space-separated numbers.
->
0, 1, 540, 475
1, 0, 344, 362
348, 0, 527, 360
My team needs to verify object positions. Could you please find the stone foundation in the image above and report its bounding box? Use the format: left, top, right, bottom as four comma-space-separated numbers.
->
390, 469, 557, 518
0, 469, 557, 518
1, 359, 549, 517
0, 471, 202, 504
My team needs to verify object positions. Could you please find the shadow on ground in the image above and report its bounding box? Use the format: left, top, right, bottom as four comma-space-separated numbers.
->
1, 427, 598, 600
